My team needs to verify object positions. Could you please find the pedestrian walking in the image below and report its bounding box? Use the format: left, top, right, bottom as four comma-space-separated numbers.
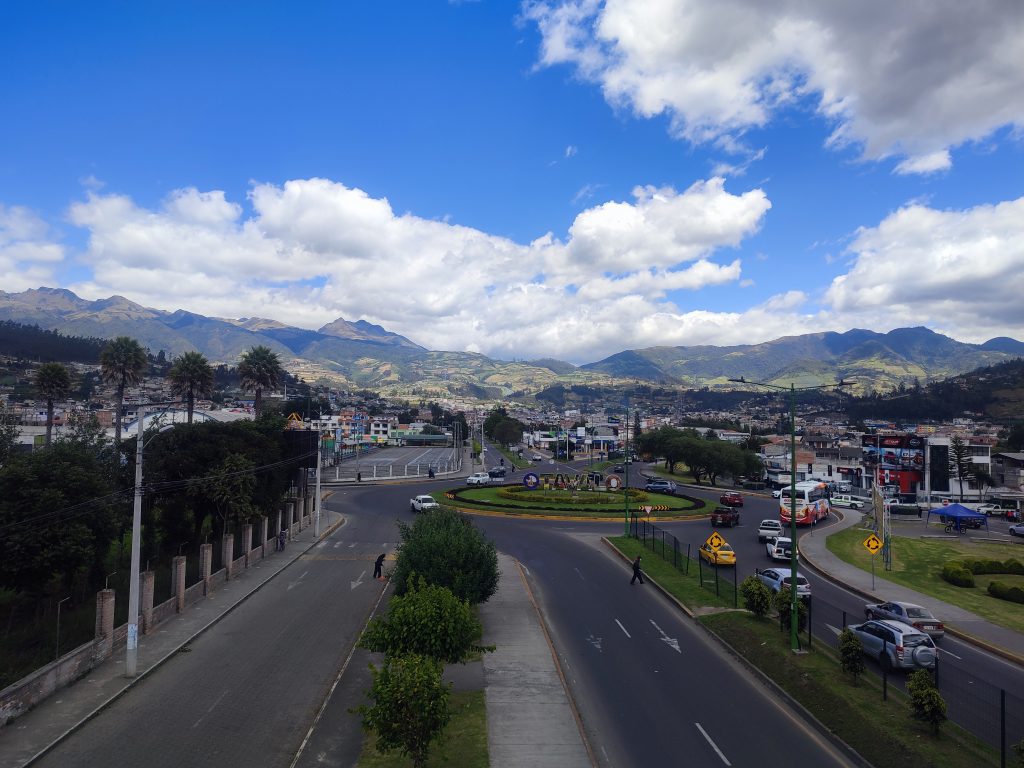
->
373, 552, 386, 580
278, 528, 286, 552
630, 554, 644, 585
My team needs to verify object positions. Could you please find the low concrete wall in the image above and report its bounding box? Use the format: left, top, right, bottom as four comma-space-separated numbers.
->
151, 596, 178, 628
0, 638, 99, 725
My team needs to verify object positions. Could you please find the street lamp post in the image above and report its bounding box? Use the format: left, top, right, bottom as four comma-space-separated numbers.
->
623, 399, 630, 535
729, 377, 850, 653
313, 424, 322, 537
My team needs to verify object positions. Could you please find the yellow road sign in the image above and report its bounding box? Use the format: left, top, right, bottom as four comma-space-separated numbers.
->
706, 531, 726, 551
863, 533, 883, 555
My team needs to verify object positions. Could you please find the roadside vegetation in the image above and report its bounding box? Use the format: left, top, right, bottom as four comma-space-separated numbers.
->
448, 486, 701, 518
826, 526, 1024, 634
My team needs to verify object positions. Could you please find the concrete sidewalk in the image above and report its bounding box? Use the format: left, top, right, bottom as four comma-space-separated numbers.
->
799, 510, 1024, 664
0, 517, 593, 768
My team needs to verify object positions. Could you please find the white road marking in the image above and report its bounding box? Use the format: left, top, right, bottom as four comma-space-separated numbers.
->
649, 619, 680, 653
825, 623, 843, 637
574, 567, 585, 580
287, 571, 309, 591
350, 570, 366, 590
939, 647, 962, 660
695, 722, 732, 766
615, 619, 631, 638
586, 633, 603, 652
192, 689, 229, 728
333, 541, 342, 549
348, 543, 356, 548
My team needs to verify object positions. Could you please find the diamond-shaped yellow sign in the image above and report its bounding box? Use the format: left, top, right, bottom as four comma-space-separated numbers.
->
706, 531, 726, 551
863, 533, 883, 555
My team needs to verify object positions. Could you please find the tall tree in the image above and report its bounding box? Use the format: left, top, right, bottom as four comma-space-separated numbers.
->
99, 336, 148, 446
34, 362, 72, 446
948, 435, 972, 502
0, 402, 18, 466
168, 351, 214, 423
237, 345, 283, 417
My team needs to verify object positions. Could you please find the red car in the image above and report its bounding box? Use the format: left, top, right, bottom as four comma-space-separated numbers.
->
719, 491, 744, 507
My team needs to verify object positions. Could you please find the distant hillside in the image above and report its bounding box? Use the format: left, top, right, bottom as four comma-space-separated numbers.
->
0, 321, 106, 364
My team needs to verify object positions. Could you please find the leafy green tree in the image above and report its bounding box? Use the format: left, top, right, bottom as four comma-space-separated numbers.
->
739, 575, 771, 617
772, 590, 808, 632
0, 402, 18, 467
169, 351, 214, 423
391, 508, 499, 605
191, 452, 257, 538
948, 435, 972, 502
1004, 424, 1024, 453
839, 628, 865, 682
360, 577, 493, 663
356, 654, 451, 768
238, 345, 283, 417
99, 336, 148, 446
34, 362, 72, 446
907, 669, 946, 733
493, 418, 523, 448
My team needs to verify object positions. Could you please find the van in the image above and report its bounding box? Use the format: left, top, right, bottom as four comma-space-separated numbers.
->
831, 494, 864, 510
836, 482, 852, 493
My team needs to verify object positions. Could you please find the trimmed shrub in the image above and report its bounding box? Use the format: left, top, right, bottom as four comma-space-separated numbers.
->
940, 562, 975, 587
988, 581, 1024, 605
1005, 559, 1024, 576
739, 575, 772, 618
956, 557, 1024, 576
910, 686, 947, 734
839, 628, 865, 682
773, 590, 808, 632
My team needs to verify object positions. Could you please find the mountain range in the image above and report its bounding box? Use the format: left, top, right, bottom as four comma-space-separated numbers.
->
2, 287, 1022, 399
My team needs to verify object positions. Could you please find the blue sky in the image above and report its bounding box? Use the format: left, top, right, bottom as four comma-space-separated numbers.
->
1, 1, 1022, 364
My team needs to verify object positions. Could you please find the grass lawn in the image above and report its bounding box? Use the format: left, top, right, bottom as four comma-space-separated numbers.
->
448, 487, 702, 519
358, 690, 488, 768
826, 526, 1024, 633
608, 536, 735, 610
701, 612, 997, 768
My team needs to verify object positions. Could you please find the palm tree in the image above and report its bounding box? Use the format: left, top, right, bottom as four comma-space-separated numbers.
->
948, 435, 972, 502
35, 362, 72, 446
99, 336, 148, 445
237, 345, 283, 417
169, 351, 214, 423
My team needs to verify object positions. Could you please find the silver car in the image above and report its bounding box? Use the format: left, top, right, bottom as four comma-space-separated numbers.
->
864, 601, 944, 640
755, 567, 811, 601
849, 619, 937, 671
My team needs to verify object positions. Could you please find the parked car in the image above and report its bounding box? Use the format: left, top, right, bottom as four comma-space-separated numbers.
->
719, 491, 744, 507
976, 503, 1016, 516
699, 541, 736, 566
410, 495, 440, 513
466, 472, 491, 485
645, 479, 677, 494
710, 506, 740, 527
836, 482, 852, 493
771, 488, 782, 498
755, 568, 811, 601
612, 464, 625, 473
831, 494, 865, 510
531, 453, 544, 461
765, 536, 795, 562
757, 519, 783, 542
488, 467, 507, 478
848, 619, 937, 671
864, 601, 945, 640
1010, 522, 1024, 537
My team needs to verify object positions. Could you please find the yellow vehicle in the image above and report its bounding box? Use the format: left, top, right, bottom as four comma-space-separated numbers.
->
699, 541, 736, 566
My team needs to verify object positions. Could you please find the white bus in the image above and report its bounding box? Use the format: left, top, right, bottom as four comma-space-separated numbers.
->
780, 481, 832, 526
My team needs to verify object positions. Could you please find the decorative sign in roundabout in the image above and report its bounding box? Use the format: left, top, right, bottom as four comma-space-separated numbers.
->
522, 472, 540, 490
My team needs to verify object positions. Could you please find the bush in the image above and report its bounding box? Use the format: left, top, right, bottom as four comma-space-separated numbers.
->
1005, 559, 1024, 576
988, 581, 1024, 605
907, 668, 936, 698
773, 590, 808, 632
392, 508, 499, 605
910, 686, 947, 734
957, 557, 1024, 575
739, 575, 772, 617
839, 628, 865, 682
359, 577, 494, 663
940, 562, 975, 587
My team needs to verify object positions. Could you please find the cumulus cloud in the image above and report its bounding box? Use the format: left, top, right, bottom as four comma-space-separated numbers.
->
0, 205, 65, 292
52, 176, 771, 362
823, 196, 1024, 341
523, 0, 1024, 171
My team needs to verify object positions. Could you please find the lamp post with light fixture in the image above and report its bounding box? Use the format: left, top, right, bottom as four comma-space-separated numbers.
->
728, 377, 851, 653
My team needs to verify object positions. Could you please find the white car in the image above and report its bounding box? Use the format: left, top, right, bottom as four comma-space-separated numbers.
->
410, 495, 440, 513
531, 453, 544, 461
756, 567, 812, 601
765, 536, 795, 562
771, 489, 782, 498
831, 494, 865, 510
1009, 522, 1024, 537
466, 472, 491, 485
757, 519, 783, 542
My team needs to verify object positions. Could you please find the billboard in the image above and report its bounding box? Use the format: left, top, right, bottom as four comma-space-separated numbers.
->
861, 435, 925, 470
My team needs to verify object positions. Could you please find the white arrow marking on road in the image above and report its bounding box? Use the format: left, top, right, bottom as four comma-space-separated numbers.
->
695, 722, 732, 766
287, 570, 309, 591
351, 570, 366, 590
586, 633, 603, 652
825, 623, 843, 637
649, 620, 680, 653
333, 541, 342, 549
348, 543, 356, 548
615, 619, 631, 638
574, 567, 585, 580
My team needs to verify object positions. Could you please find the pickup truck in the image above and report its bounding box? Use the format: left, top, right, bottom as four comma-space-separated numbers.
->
710, 506, 741, 527
410, 495, 440, 513
976, 504, 1019, 518
830, 494, 865, 510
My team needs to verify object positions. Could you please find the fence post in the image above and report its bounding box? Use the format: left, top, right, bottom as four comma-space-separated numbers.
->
807, 598, 812, 649
686, 544, 690, 576
732, 563, 738, 608
842, 610, 846, 629
1000, 688, 1006, 768
882, 639, 888, 701
714, 561, 720, 596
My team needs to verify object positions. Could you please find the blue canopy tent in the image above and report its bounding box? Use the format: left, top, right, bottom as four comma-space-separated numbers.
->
926, 503, 989, 533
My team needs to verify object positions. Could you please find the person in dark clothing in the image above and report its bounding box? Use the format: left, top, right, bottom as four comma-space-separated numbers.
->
373, 553, 386, 580
277, 529, 286, 552
630, 555, 644, 585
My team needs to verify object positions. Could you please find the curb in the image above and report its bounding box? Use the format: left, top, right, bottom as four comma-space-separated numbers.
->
600, 536, 871, 768
22, 512, 347, 767
797, 514, 1024, 668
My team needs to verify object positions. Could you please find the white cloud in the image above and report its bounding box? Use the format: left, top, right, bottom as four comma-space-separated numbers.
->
47, 176, 771, 362
823, 196, 1024, 341
523, 0, 1024, 170
565, 144, 578, 158
0, 205, 65, 291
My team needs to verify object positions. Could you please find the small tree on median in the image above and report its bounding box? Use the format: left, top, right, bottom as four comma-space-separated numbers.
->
739, 575, 771, 617
839, 628, 865, 682
773, 590, 808, 632
356, 654, 451, 768
907, 669, 946, 734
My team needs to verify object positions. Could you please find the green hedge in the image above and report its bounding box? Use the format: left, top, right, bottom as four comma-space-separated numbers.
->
941, 558, 1024, 591
954, 558, 1024, 575
987, 581, 1024, 604
940, 562, 975, 588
